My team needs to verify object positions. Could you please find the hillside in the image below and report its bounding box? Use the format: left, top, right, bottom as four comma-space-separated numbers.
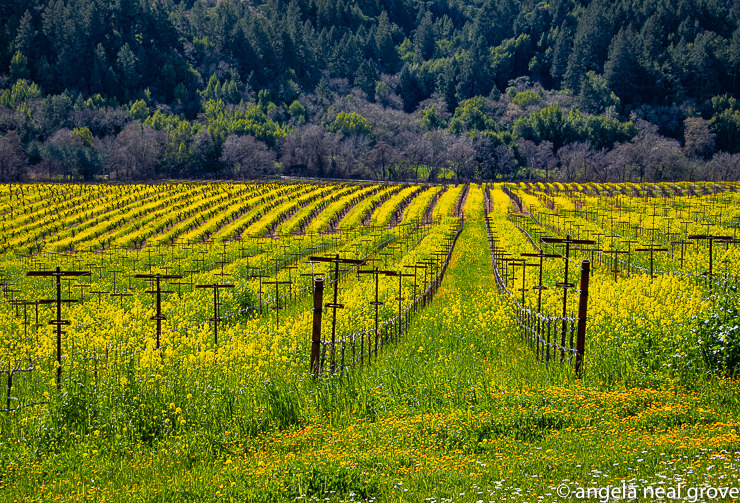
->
1, 0, 740, 181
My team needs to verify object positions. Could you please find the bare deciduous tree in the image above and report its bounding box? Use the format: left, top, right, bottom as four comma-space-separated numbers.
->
0, 130, 26, 181
104, 122, 164, 180
557, 142, 592, 181
220, 135, 276, 178
493, 144, 517, 180
398, 131, 432, 180
446, 136, 477, 182
339, 135, 372, 178
517, 139, 557, 180
367, 141, 398, 180
707, 151, 740, 181
280, 125, 339, 177
683, 117, 716, 159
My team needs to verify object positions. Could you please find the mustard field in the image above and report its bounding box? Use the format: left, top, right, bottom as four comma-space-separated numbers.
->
1, 180, 740, 502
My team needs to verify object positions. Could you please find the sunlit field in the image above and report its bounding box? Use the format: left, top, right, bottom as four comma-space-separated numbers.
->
1, 180, 740, 502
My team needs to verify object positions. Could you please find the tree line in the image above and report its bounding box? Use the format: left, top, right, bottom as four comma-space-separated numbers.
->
1, 0, 740, 182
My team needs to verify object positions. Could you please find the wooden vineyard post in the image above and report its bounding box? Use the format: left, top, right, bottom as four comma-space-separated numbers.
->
541, 235, 596, 363
262, 279, 291, 330
670, 240, 691, 270
26, 266, 91, 390
249, 273, 269, 314
310, 277, 324, 376
308, 255, 365, 372
517, 261, 537, 306
575, 261, 590, 378
357, 268, 395, 360
603, 248, 628, 282
688, 235, 733, 292
195, 283, 234, 346
133, 274, 182, 350
385, 271, 414, 340
520, 249, 559, 313
403, 264, 425, 311
634, 244, 668, 280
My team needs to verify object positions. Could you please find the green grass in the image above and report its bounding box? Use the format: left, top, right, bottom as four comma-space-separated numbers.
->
3, 223, 740, 502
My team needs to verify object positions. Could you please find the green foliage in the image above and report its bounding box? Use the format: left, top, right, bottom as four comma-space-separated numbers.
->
288, 100, 307, 123
514, 104, 636, 150
144, 110, 199, 136
84, 94, 108, 109
173, 83, 189, 103
712, 94, 738, 115
566, 110, 637, 150
327, 111, 372, 137
375, 11, 398, 72
203, 100, 290, 147
9, 52, 30, 83
578, 71, 621, 115
513, 104, 567, 147
129, 100, 150, 122
201, 74, 239, 104
420, 106, 445, 131
512, 90, 541, 108
117, 43, 139, 91
71, 127, 94, 148
710, 108, 740, 153
0, 80, 42, 109
448, 97, 498, 135
696, 287, 740, 377
1, 0, 740, 179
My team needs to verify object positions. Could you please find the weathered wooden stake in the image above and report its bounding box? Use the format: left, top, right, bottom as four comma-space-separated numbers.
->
575, 260, 590, 378
310, 278, 324, 376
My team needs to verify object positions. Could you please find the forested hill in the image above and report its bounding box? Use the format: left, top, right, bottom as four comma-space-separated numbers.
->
2, 0, 740, 182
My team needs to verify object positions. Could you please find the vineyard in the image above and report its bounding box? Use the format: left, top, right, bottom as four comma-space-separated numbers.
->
2, 180, 740, 502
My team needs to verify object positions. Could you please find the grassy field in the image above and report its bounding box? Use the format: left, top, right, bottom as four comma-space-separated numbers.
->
2, 182, 740, 502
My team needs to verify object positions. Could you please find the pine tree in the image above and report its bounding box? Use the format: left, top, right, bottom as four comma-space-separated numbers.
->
14, 10, 36, 59
398, 64, 421, 112
729, 27, 740, 93
35, 56, 55, 93
563, 0, 612, 92
550, 23, 571, 85
91, 44, 107, 95
413, 11, 435, 61
603, 28, 643, 104
9, 52, 30, 83
375, 11, 398, 72
117, 43, 139, 91
355, 59, 377, 98
438, 60, 458, 111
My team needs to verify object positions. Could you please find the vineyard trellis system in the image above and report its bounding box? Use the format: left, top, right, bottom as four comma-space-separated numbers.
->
309, 220, 464, 375
4, 179, 740, 414
0, 180, 463, 410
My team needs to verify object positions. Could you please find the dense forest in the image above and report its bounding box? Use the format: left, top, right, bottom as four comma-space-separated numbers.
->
2, 0, 740, 182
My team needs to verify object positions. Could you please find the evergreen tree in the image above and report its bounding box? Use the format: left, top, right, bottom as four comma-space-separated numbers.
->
398, 64, 421, 112
91, 43, 107, 96
355, 59, 377, 97
35, 56, 55, 93
730, 27, 740, 94
550, 23, 572, 85
563, 0, 613, 92
438, 60, 458, 111
413, 11, 435, 61
117, 43, 139, 91
14, 10, 36, 60
375, 11, 398, 72
9, 52, 30, 83
603, 28, 644, 104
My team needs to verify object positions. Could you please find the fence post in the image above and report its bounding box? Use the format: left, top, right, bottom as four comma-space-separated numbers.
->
575, 260, 590, 378
310, 278, 324, 377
